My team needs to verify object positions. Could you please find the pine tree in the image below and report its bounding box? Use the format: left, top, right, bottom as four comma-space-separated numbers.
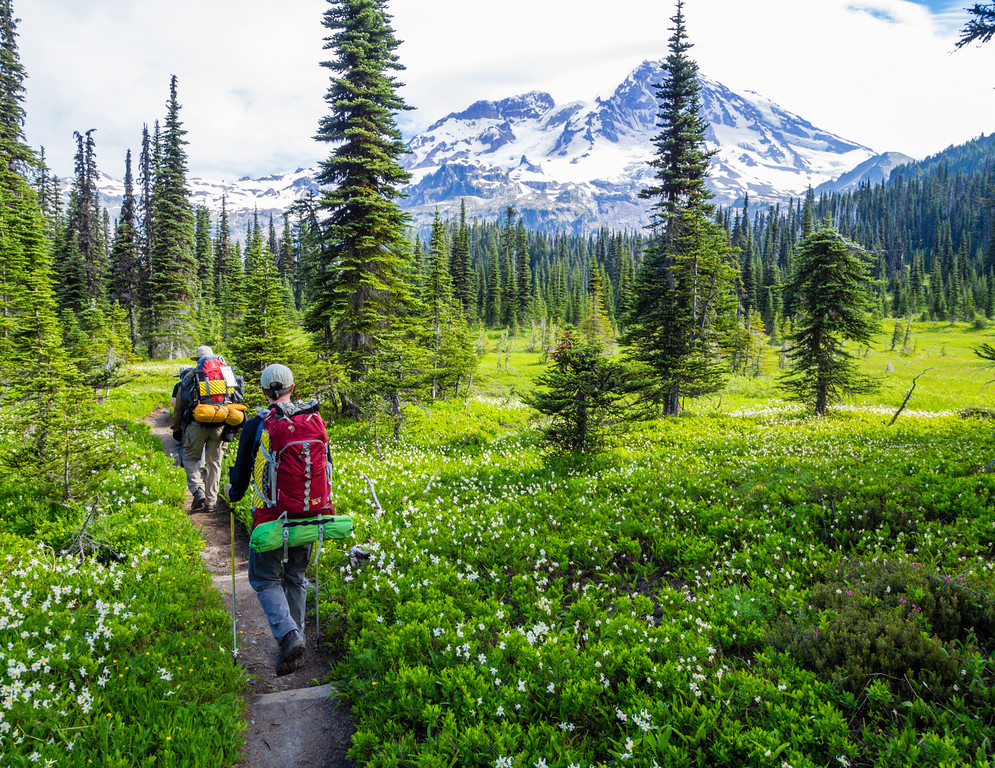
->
0, 0, 34, 177
524, 332, 651, 453
451, 199, 473, 314
956, 3, 995, 47
485, 246, 501, 326
500, 207, 517, 327
515, 219, 531, 325
307, 0, 419, 417
781, 222, 878, 416
230, 228, 294, 397
137, 124, 154, 286
624, 0, 735, 415
146, 77, 198, 357
59, 129, 105, 311
582, 264, 612, 346
107, 149, 142, 350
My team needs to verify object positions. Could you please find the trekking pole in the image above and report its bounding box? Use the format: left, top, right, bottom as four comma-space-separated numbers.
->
315, 568, 320, 644
230, 506, 238, 658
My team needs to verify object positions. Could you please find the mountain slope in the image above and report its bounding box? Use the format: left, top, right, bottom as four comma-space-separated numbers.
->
89, 61, 892, 236
398, 60, 878, 232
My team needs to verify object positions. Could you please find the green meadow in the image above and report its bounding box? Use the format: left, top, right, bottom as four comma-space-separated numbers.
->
2, 322, 995, 767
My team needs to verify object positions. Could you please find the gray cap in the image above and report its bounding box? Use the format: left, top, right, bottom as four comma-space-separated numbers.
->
260, 363, 294, 392
193, 345, 214, 360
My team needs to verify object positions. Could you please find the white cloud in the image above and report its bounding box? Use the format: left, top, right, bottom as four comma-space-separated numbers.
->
16, 0, 995, 182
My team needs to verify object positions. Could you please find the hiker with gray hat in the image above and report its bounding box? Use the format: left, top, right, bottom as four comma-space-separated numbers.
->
225, 362, 328, 675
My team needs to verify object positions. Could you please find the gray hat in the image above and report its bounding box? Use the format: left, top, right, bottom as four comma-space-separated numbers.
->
193, 345, 214, 360
260, 363, 294, 392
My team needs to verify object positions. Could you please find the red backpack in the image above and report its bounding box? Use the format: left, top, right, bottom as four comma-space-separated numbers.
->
251, 399, 334, 526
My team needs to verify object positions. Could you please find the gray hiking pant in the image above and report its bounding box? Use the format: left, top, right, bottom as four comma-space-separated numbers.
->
182, 421, 226, 507
248, 543, 311, 645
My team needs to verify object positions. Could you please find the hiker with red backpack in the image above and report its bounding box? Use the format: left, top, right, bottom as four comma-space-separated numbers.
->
171, 345, 246, 512
224, 363, 352, 676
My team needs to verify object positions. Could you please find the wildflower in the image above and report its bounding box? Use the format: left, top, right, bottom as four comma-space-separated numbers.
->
535, 760, 547, 768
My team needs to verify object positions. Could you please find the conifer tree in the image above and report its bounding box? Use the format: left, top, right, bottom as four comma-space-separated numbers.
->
486, 246, 501, 325
451, 199, 473, 314
525, 331, 651, 454
59, 129, 105, 310
582, 264, 612, 345
957, 3, 995, 48
146, 76, 198, 357
500, 207, 518, 327
278, 211, 296, 288
107, 150, 142, 349
231, 229, 294, 396
0, 0, 34, 177
515, 219, 531, 325
308, 0, 421, 418
137, 124, 154, 283
616, 245, 636, 329
194, 205, 213, 299
781, 222, 878, 416
624, 0, 735, 415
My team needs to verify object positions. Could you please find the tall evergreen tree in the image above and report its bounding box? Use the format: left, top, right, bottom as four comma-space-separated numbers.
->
146, 76, 198, 357
137, 124, 154, 286
231, 227, 293, 391
107, 149, 142, 349
515, 219, 531, 324
500, 206, 518, 326
624, 0, 735, 415
58, 129, 105, 310
0, 0, 34, 177
451, 198, 473, 314
307, 0, 419, 417
781, 222, 878, 415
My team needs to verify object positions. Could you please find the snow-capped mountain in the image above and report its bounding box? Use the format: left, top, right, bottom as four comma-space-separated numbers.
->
399, 60, 883, 232
92, 167, 320, 240
90, 61, 899, 236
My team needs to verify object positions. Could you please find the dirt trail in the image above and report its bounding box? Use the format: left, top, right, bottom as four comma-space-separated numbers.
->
147, 407, 355, 768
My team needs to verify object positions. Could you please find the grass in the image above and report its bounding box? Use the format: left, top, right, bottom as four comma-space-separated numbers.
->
3, 318, 994, 767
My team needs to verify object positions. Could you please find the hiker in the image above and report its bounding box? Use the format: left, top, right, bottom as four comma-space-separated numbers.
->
224, 363, 329, 676
172, 345, 244, 512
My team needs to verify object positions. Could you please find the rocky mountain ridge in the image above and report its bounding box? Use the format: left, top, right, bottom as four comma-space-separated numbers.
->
90, 61, 912, 236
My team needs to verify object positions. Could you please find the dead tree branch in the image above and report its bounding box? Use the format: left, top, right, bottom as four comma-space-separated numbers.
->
889, 369, 931, 426
360, 473, 384, 517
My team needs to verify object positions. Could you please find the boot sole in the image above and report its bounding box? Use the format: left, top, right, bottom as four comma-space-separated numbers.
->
276, 642, 305, 676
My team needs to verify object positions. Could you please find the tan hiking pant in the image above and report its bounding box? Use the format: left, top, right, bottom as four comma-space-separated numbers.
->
182, 421, 227, 508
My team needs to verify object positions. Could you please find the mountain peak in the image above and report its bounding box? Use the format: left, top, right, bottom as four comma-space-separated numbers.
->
430, 91, 556, 130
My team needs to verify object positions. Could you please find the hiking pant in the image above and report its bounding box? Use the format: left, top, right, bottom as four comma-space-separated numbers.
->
248, 543, 312, 645
182, 421, 226, 507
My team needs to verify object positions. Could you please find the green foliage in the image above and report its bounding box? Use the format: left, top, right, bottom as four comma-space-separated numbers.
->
782, 222, 880, 415
306, 0, 416, 383
524, 331, 652, 453
146, 76, 198, 358
299, 375, 995, 767
625, 212, 739, 415
771, 558, 993, 708
0, 364, 245, 766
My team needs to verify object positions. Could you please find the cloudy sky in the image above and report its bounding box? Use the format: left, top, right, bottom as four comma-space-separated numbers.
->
16, 0, 995, 182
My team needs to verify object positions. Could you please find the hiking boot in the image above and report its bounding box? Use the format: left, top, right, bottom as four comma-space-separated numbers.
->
190, 489, 206, 512
276, 630, 305, 676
